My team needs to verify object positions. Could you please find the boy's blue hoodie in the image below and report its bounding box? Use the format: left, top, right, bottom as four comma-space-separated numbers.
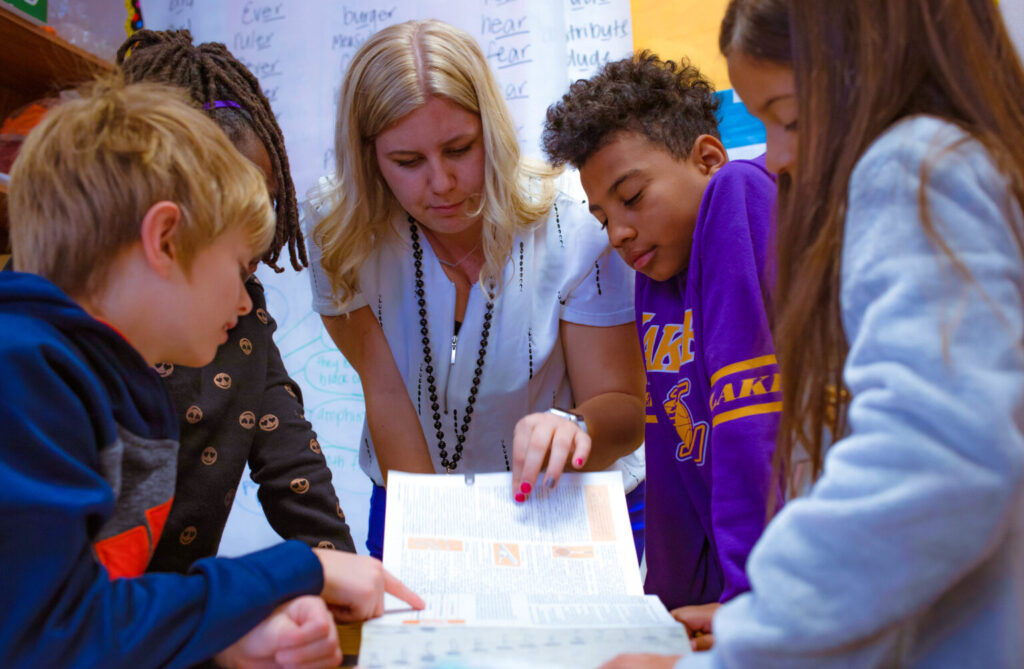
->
0, 271, 323, 668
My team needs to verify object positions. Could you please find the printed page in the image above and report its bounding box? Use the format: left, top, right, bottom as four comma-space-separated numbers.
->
363, 472, 691, 666
360, 597, 689, 668
374, 592, 678, 628
379, 471, 643, 618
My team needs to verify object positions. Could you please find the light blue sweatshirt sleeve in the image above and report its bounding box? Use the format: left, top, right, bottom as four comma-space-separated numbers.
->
679, 116, 1024, 668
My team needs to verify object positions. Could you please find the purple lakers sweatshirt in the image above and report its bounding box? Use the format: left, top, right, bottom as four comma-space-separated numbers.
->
640, 156, 779, 610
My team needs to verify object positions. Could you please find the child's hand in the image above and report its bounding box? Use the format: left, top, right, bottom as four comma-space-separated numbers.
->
313, 549, 424, 621
214, 595, 341, 668
512, 411, 591, 500
671, 602, 719, 651
598, 654, 681, 668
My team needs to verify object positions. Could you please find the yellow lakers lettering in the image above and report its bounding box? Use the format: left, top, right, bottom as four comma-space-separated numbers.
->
641, 310, 695, 373
710, 372, 781, 411
645, 388, 658, 424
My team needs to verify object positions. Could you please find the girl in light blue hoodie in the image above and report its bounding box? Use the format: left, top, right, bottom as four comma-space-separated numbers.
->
604, 0, 1024, 667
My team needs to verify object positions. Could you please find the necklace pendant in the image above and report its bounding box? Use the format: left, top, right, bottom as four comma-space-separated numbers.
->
450, 334, 458, 364
446, 467, 453, 475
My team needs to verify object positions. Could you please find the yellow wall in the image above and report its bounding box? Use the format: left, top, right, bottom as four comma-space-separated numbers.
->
631, 0, 732, 90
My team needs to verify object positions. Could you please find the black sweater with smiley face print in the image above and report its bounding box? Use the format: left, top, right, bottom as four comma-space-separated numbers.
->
149, 277, 355, 573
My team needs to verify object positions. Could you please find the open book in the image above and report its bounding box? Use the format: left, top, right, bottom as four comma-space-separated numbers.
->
358, 471, 690, 668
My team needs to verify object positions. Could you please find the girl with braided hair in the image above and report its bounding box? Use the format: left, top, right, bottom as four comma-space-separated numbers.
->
116, 29, 357, 571
119, 29, 304, 272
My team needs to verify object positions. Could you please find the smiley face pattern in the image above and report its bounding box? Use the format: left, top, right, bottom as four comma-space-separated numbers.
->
148, 278, 355, 575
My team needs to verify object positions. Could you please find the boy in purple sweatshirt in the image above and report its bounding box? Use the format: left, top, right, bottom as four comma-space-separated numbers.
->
544, 53, 779, 625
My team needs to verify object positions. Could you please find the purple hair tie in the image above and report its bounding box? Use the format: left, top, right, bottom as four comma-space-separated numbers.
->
203, 100, 242, 111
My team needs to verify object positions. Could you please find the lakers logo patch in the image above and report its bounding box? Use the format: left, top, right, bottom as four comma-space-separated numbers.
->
663, 380, 708, 465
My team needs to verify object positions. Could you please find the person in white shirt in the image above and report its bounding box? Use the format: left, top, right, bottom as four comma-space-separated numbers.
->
305, 19, 646, 559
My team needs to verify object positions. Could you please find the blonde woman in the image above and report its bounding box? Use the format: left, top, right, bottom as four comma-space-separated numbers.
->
306, 19, 646, 558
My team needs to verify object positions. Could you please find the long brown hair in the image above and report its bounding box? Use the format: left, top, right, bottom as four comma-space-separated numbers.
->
775, 0, 1024, 496
719, 0, 791, 65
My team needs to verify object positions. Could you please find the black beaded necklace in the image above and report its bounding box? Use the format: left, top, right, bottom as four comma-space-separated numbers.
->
410, 217, 494, 473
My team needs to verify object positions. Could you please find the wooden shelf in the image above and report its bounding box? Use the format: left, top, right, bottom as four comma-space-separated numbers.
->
0, 7, 114, 253
0, 8, 113, 110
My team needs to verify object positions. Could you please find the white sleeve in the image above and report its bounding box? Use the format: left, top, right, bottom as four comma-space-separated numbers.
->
679, 118, 1024, 668
554, 194, 635, 326
300, 181, 368, 316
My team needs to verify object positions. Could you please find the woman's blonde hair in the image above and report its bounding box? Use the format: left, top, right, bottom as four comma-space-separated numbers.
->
10, 76, 274, 298
314, 19, 559, 309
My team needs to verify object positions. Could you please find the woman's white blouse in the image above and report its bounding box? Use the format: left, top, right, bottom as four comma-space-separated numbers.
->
305, 188, 644, 489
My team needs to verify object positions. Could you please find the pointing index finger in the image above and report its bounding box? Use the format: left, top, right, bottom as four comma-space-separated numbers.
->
384, 569, 425, 610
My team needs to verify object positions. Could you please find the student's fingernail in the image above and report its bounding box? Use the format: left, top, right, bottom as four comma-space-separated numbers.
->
520, 482, 532, 494
574, 458, 584, 467
546, 476, 557, 489
515, 492, 526, 503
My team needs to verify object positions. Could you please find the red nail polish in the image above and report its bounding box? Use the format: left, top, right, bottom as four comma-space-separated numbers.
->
515, 492, 526, 503
521, 482, 532, 494
574, 458, 584, 467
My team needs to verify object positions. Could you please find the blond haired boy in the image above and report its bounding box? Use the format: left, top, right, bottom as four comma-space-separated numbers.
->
0, 79, 421, 668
